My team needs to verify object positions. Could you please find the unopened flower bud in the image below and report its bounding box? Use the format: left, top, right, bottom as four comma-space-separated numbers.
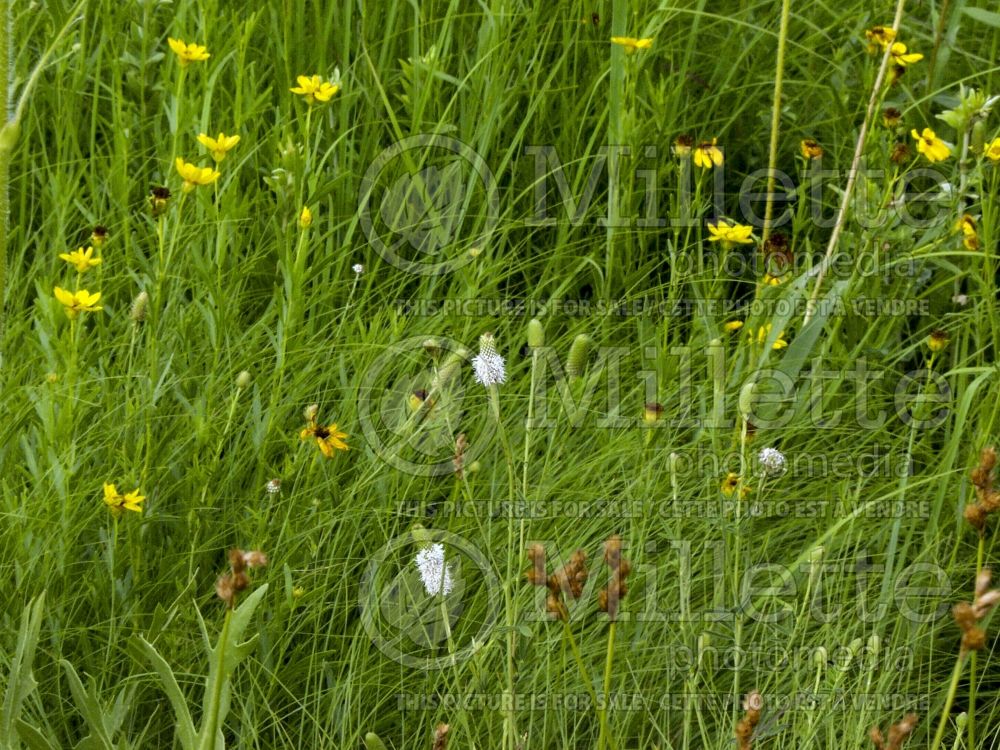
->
527, 318, 545, 349
566, 334, 592, 378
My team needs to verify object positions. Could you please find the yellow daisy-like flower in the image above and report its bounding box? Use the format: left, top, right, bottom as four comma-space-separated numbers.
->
196, 132, 240, 162
889, 42, 923, 66
167, 38, 210, 66
956, 214, 979, 251
59, 246, 101, 273
984, 138, 1000, 162
300, 411, 349, 457
927, 329, 949, 353
694, 138, 724, 169
911, 128, 951, 163
54, 287, 102, 319
723, 320, 745, 333
865, 25, 896, 52
800, 139, 823, 160
290, 74, 341, 104
610, 36, 653, 54
721, 472, 750, 499
707, 220, 754, 245
175, 158, 221, 192
103, 483, 145, 515
749, 323, 788, 350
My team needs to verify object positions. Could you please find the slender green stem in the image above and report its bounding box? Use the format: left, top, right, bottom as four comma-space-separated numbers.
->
930, 650, 968, 750
761, 0, 792, 244
805, 0, 907, 324
598, 621, 617, 750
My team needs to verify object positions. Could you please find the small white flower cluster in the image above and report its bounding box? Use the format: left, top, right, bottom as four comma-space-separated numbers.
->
757, 447, 786, 477
352, 263, 364, 275
471, 333, 506, 387
414, 543, 454, 596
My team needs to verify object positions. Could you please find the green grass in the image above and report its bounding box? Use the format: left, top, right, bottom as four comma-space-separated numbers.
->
2, 0, 1000, 748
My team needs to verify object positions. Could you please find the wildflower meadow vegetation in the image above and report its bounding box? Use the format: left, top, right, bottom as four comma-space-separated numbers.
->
6, 0, 1000, 748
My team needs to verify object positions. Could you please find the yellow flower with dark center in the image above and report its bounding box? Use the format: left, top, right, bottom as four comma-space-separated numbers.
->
149, 186, 172, 216
610, 36, 653, 54
984, 138, 1000, 162
167, 38, 210, 66
694, 138, 724, 169
889, 42, 923, 66
103, 483, 145, 515
721, 472, 750, 498
865, 25, 896, 52
91, 225, 108, 246
301, 411, 349, 457
956, 215, 979, 250
882, 107, 902, 128
290, 75, 341, 104
707, 220, 754, 245
911, 128, 951, 163
175, 158, 220, 192
643, 402, 664, 424
54, 287, 102, 319
749, 324, 788, 350
927, 329, 949, 353
800, 139, 823, 160
673, 134, 694, 157
59, 246, 101, 273
196, 132, 240, 162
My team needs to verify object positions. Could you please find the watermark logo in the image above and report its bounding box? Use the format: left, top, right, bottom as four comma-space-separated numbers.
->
357, 335, 497, 476
359, 134, 499, 275
359, 529, 501, 670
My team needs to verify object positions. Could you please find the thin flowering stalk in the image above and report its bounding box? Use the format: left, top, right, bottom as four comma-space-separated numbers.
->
804, 0, 908, 325
761, 0, 792, 245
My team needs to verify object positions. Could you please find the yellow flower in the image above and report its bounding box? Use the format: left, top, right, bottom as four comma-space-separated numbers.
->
865, 25, 896, 52
54, 287, 102, 319
761, 273, 783, 286
694, 138, 724, 169
300, 411, 349, 457
175, 158, 220, 192
299, 205, 313, 229
167, 38, 210, 66
984, 138, 1000, 162
707, 220, 754, 245
911, 128, 951, 163
800, 139, 823, 160
91, 226, 108, 246
749, 324, 788, 350
103, 483, 145, 515
956, 214, 979, 250
290, 74, 341, 104
721, 472, 750, 499
610, 36, 653, 54
889, 42, 923, 66
59, 246, 101, 273
927, 329, 949, 353
673, 134, 694, 157
196, 132, 240, 162
723, 320, 745, 333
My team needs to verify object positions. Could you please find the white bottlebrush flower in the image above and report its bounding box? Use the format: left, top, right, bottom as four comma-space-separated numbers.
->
471, 332, 506, 387
352, 263, 364, 275
414, 543, 454, 596
757, 447, 787, 477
